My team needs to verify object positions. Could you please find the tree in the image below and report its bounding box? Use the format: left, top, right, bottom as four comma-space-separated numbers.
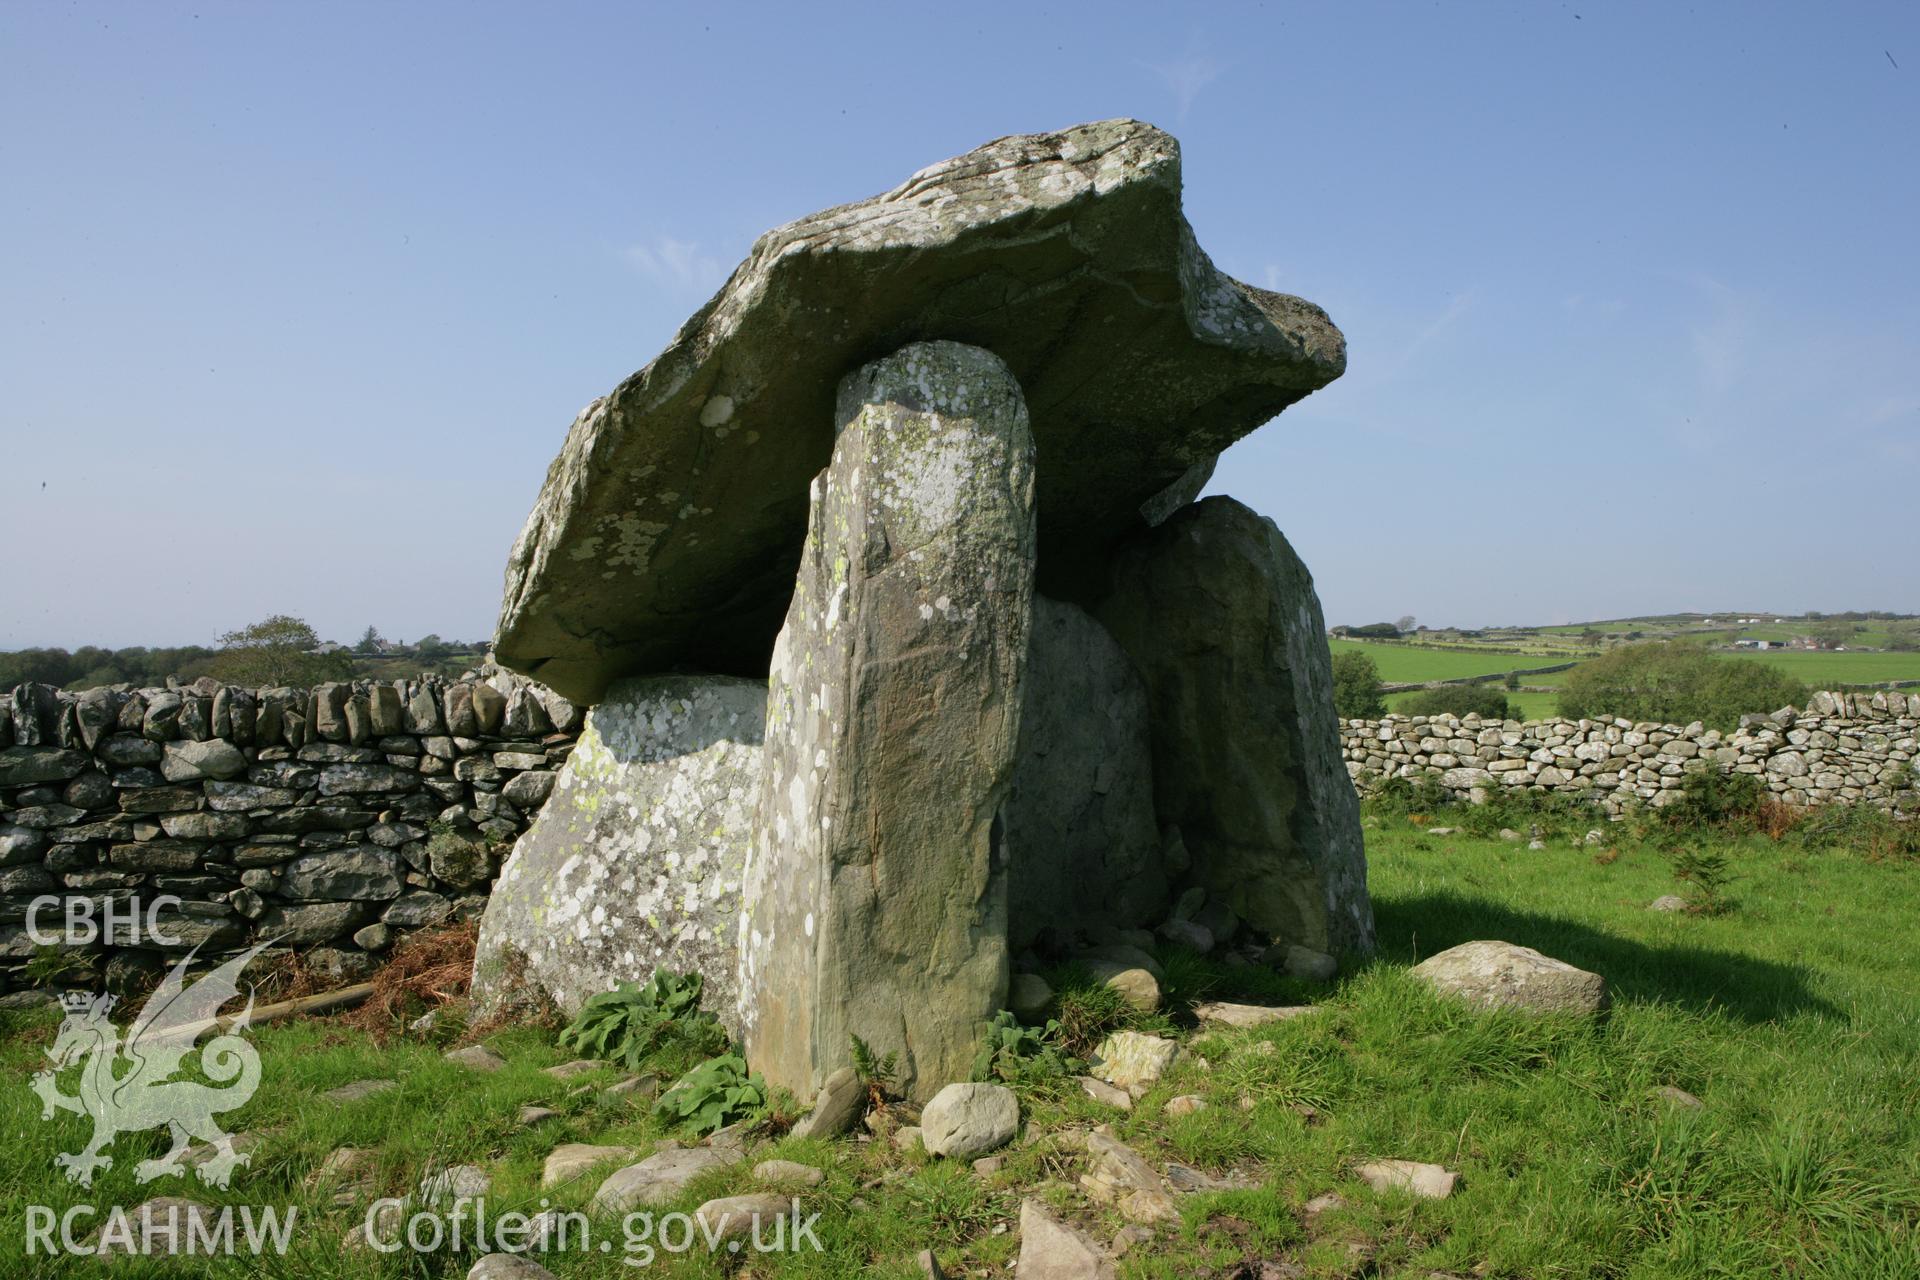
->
356, 625, 385, 655
414, 633, 449, 659
214, 615, 350, 688
1810, 622, 1853, 650
1400, 683, 1514, 720
1556, 642, 1807, 730
1331, 650, 1386, 718
1396, 615, 1417, 633
0, 648, 75, 689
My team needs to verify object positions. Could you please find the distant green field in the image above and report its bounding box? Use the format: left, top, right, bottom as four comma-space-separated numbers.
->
1381, 688, 1562, 720
1328, 639, 1568, 685
1504, 689, 1563, 719
1731, 649, 1920, 686
1507, 650, 1920, 704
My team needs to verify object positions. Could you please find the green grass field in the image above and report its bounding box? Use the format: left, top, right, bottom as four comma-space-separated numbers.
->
5, 810, 1915, 1277
1329, 639, 1570, 686
1731, 649, 1920, 686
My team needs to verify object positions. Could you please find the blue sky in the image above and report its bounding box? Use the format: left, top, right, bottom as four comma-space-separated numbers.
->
3, 1, 1915, 650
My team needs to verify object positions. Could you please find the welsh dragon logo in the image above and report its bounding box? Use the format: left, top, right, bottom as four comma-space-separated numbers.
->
31, 943, 268, 1190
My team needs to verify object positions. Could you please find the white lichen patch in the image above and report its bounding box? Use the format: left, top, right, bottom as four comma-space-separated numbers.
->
471, 675, 766, 1030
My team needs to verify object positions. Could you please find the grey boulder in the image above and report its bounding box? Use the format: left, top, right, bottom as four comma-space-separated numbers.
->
1409, 940, 1608, 1015
920, 1082, 1019, 1159
1095, 496, 1374, 958
590, 1146, 742, 1214
471, 675, 763, 1027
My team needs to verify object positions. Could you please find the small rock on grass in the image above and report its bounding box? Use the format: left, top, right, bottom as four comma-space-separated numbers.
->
516, 1105, 560, 1129
605, 1073, 661, 1101
444, 1043, 507, 1072
754, 1159, 825, 1186
1080, 1130, 1179, 1225
1164, 1163, 1251, 1193
892, 1125, 924, 1152
1076, 958, 1161, 1011
707, 1119, 756, 1152
1009, 972, 1055, 1021
1077, 1076, 1132, 1110
790, 1066, 862, 1139
1649, 895, 1689, 913
693, 1193, 795, 1245
1155, 918, 1213, 953
181, 1129, 265, 1169
1090, 1031, 1180, 1094
322, 1078, 396, 1104
420, 1164, 491, 1206
305, 1146, 375, 1193
1164, 1094, 1206, 1116
542, 1143, 637, 1189
1018, 1198, 1117, 1280
1409, 939, 1608, 1016
1301, 1191, 1345, 1227
542, 1058, 602, 1080
921, 1082, 1019, 1158
1654, 1084, 1703, 1108
1353, 1159, 1459, 1199
1271, 944, 1338, 982
469, 1254, 558, 1280
1193, 1000, 1314, 1028
592, 1146, 743, 1213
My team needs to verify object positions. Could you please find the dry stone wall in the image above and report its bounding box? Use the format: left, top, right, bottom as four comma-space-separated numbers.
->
1340, 690, 1920, 817
0, 669, 581, 1000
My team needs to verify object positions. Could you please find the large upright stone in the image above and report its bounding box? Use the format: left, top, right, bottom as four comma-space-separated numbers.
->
736, 341, 1036, 1102
1094, 497, 1373, 958
472, 676, 764, 1026
493, 119, 1344, 704
1004, 598, 1165, 950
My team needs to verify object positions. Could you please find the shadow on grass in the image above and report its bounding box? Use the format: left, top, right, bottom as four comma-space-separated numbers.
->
1372, 890, 1842, 1025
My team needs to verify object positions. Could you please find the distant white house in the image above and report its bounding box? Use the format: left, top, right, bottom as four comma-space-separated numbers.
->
310, 641, 349, 655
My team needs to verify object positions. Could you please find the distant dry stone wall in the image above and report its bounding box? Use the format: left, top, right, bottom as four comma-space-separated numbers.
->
1340, 690, 1919, 817
0, 670, 581, 1000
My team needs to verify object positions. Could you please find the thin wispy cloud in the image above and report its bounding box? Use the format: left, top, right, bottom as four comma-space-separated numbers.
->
1562, 293, 1627, 318
1688, 276, 1752, 398
622, 235, 726, 294
1405, 290, 1477, 363
1861, 394, 1920, 426
1144, 34, 1223, 120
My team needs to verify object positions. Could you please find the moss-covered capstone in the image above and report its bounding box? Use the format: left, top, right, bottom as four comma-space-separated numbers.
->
493, 118, 1344, 705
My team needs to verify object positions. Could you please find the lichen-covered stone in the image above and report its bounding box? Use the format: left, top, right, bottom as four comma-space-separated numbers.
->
1095, 496, 1374, 958
1005, 598, 1165, 950
494, 119, 1344, 705
472, 676, 763, 1027
736, 341, 1036, 1102
1410, 940, 1608, 1015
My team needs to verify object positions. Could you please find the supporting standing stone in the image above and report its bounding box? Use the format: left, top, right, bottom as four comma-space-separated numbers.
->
736, 340, 1036, 1102
472, 676, 765, 1027
1095, 497, 1374, 959
1004, 598, 1165, 950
